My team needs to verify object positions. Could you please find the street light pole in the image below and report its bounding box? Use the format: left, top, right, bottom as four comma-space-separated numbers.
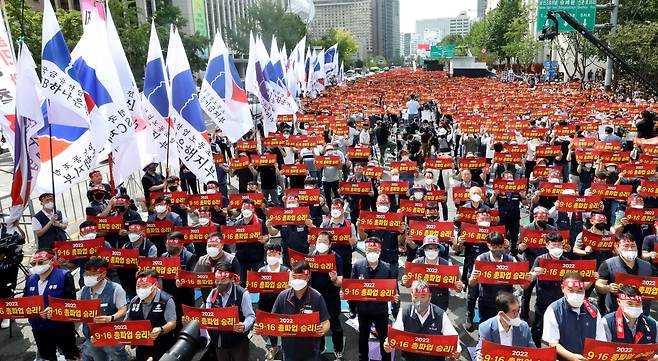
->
604, 0, 620, 90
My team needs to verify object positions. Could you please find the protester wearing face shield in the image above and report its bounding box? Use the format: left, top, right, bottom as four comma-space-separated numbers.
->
603, 286, 658, 348
386, 280, 462, 361
80, 257, 129, 361
256, 243, 289, 360
596, 233, 653, 315
233, 200, 269, 285
475, 292, 535, 357
32, 192, 69, 250
543, 273, 607, 361
125, 270, 177, 361
24, 250, 79, 361
119, 221, 157, 298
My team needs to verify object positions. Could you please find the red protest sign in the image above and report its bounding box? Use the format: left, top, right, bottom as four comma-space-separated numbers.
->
314, 155, 341, 168
399, 200, 427, 217
89, 320, 152, 347
49, 297, 100, 322
379, 181, 409, 195
424, 156, 453, 170
348, 146, 371, 159
255, 310, 319, 337
492, 131, 516, 143
583, 338, 658, 361
288, 249, 336, 273
625, 208, 658, 224
246, 271, 289, 293
493, 152, 522, 164
538, 182, 577, 196
492, 179, 527, 193
96, 248, 139, 269
575, 149, 597, 163
639, 180, 658, 197
281, 164, 309, 177
621, 164, 657, 179
364, 166, 384, 178
391, 161, 418, 173
148, 191, 188, 206
533, 165, 562, 178
220, 223, 262, 244
173, 226, 215, 244
54, 238, 105, 260
520, 229, 569, 248
556, 194, 602, 212
408, 220, 453, 241
342, 279, 396, 302
452, 186, 485, 203
229, 155, 251, 170
288, 135, 324, 148
387, 327, 458, 357
250, 154, 277, 167
589, 184, 633, 200
581, 230, 615, 250
459, 223, 506, 244
137, 257, 180, 279
458, 157, 487, 170
595, 150, 631, 164
213, 153, 226, 165
264, 134, 285, 147
424, 190, 447, 203
358, 211, 404, 232
0, 296, 44, 319
474, 260, 529, 285
615, 273, 658, 300
145, 220, 173, 236
236, 139, 257, 152
177, 270, 215, 288
182, 305, 238, 331
521, 128, 549, 139
339, 181, 372, 195
267, 207, 310, 225
537, 259, 597, 282
554, 125, 576, 136
276, 114, 293, 123
481, 340, 556, 361
228, 193, 264, 209
535, 145, 563, 158
594, 141, 622, 151
187, 193, 223, 209
571, 137, 596, 149
309, 226, 352, 245
95, 216, 124, 233
284, 188, 321, 205
403, 263, 459, 288
457, 207, 499, 224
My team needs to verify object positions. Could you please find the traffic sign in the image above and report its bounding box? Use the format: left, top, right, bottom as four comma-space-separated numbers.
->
430, 45, 456, 59
536, 0, 596, 33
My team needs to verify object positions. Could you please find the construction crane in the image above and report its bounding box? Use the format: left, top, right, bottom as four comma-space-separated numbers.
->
539, 10, 658, 97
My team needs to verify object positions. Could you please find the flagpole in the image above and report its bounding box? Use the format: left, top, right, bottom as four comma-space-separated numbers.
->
46, 100, 57, 214
107, 153, 116, 196
165, 116, 171, 177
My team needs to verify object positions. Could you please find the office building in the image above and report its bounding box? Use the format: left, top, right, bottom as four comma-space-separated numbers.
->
415, 12, 471, 42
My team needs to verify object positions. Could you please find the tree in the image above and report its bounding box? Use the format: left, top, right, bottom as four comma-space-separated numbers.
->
501, 15, 540, 66
310, 28, 359, 67
607, 22, 658, 85
439, 34, 463, 46
225, 0, 306, 55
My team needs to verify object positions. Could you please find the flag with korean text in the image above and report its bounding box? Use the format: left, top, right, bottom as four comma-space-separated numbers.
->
0, 10, 16, 155
246, 33, 277, 136
267, 36, 298, 115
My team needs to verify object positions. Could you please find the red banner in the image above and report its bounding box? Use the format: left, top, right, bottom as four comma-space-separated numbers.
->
424, 190, 447, 203
246, 271, 289, 293
594, 141, 622, 151
581, 230, 615, 250
250, 154, 277, 167
556, 194, 602, 212
520, 229, 569, 248
54, 238, 105, 260
364, 165, 384, 178
284, 188, 321, 205
267, 207, 310, 225
339, 181, 372, 195
639, 180, 658, 197
625, 208, 658, 224
348, 146, 371, 159
474, 260, 529, 285
177, 270, 215, 288
96, 248, 139, 269
493, 152, 523, 164
213, 153, 226, 165
357, 211, 404, 231
173, 226, 215, 244
459, 157, 487, 170
533, 165, 562, 178
288, 249, 336, 273
457, 207, 499, 224
622, 163, 657, 178
145, 220, 173, 236
535, 145, 563, 158
263, 134, 285, 146
481, 340, 556, 361
537, 259, 597, 282
236, 139, 257, 152
554, 125, 576, 136
187, 193, 223, 209
309, 226, 352, 245
149, 191, 188, 206
137, 257, 180, 279
538, 182, 577, 196
220, 223, 263, 244
590, 184, 633, 200
460, 223, 506, 243
314, 155, 341, 168
95, 216, 124, 233
387, 327, 458, 357
49, 297, 100, 322
521, 128, 549, 139
228, 193, 264, 209
583, 338, 658, 361
181, 305, 238, 331
281, 164, 309, 177
379, 181, 409, 195
89, 320, 153, 347
403, 263, 459, 288
288, 135, 324, 148
341, 279, 397, 302
424, 156, 453, 170
596, 150, 631, 164
255, 310, 320, 337
229, 155, 251, 170
493, 179, 527, 193
391, 161, 418, 173
408, 220, 453, 241
399, 200, 427, 217
571, 137, 596, 149
615, 273, 658, 300
0, 296, 44, 319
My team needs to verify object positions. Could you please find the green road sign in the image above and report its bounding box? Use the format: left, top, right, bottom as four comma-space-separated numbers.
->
536, 0, 597, 33
430, 45, 456, 59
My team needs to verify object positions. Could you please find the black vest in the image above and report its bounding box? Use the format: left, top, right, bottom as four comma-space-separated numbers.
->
208, 284, 248, 348
34, 210, 68, 249
477, 252, 514, 302
604, 310, 657, 344
604, 257, 652, 314
128, 291, 175, 353
400, 303, 446, 361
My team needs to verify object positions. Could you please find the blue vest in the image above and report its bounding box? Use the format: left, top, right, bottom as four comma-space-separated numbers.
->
25, 267, 69, 330
603, 257, 652, 314
400, 304, 446, 361
550, 298, 598, 359
208, 284, 248, 348
604, 311, 656, 344
80, 280, 119, 338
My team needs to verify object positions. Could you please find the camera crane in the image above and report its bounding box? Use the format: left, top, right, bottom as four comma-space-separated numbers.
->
539, 10, 658, 97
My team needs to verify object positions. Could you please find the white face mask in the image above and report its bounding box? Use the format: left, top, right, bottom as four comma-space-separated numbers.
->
266, 256, 281, 266
623, 305, 643, 320
477, 221, 491, 227
424, 178, 433, 185
549, 247, 564, 259
83, 275, 100, 288
414, 192, 424, 200
391, 175, 400, 181
621, 250, 637, 262
154, 205, 167, 214
241, 209, 253, 218
198, 217, 210, 226
424, 249, 439, 260
206, 246, 221, 258
331, 209, 342, 219
289, 278, 308, 291
31, 264, 51, 275
470, 194, 482, 203
366, 251, 380, 263
206, 189, 217, 194
128, 233, 141, 243
376, 205, 390, 213
136, 286, 154, 300
566, 292, 585, 308
606, 166, 616, 173
315, 242, 330, 254
43, 202, 54, 211
80, 232, 97, 240
506, 316, 522, 327
631, 204, 644, 209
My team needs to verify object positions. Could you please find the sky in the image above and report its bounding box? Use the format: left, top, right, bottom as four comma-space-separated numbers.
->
399, 0, 479, 33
